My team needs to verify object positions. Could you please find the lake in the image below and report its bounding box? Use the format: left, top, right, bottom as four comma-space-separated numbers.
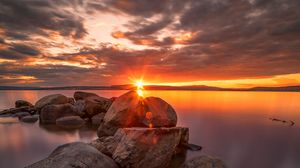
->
0, 90, 299, 168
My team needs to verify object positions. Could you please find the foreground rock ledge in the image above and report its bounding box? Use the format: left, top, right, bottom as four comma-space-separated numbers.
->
91, 127, 189, 168
25, 142, 118, 168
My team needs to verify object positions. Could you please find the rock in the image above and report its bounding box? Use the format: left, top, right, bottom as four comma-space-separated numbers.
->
181, 143, 202, 151
89, 136, 115, 156
84, 96, 112, 117
181, 155, 227, 168
0, 106, 35, 116
35, 94, 69, 111
73, 100, 86, 117
21, 115, 39, 123
109, 127, 188, 168
67, 97, 75, 105
15, 100, 33, 108
56, 116, 85, 129
91, 113, 105, 125
74, 91, 99, 101
13, 112, 31, 118
73, 91, 112, 118
26, 142, 119, 168
40, 103, 78, 124
98, 91, 177, 136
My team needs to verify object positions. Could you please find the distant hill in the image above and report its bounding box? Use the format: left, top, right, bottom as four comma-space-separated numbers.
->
0, 85, 299, 92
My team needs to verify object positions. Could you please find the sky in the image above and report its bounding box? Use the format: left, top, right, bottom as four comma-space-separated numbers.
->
0, 0, 299, 88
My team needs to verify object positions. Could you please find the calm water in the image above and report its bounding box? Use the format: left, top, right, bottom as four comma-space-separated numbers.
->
0, 90, 300, 168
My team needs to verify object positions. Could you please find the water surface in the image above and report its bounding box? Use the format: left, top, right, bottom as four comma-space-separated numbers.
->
0, 90, 299, 168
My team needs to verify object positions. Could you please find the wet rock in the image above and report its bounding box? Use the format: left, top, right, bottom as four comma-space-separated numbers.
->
92, 113, 105, 125
26, 142, 118, 168
0, 106, 35, 116
56, 116, 85, 129
35, 94, 69, 111
40, 103, 78, 124
110, 127, 188, 168
98, 91, 177, 136
21, 115, 39, 123
15, 100, 33, 108
181, 155, 227, 168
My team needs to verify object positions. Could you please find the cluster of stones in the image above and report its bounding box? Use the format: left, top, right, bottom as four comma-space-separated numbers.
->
1, 90, 225, 168
0, 91, 114, 128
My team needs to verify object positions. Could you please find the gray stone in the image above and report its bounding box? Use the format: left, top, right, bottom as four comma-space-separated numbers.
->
56, 116, 85, 129
111, 127, 188, 168
21, 115, 39, 123
35, 94, 69, 111
181, 155, 227, 168
26, 142, 119, 168
40, 103, 78, 124
15, 100, 33, 108
98, 91, 177, 137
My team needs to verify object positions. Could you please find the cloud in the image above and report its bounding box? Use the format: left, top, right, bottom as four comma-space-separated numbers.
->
0, 0, 87, 40
0, 0, 299, 86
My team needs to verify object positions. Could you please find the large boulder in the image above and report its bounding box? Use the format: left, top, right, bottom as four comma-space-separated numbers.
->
73, 91, 112, 118
98, 91, 177, 136
181, 155, 227, 168
40, 103, 78, 124
109, 127, 188, 168
35, 94, 69, 111
15, 100, 33, 108
84, 96, 112, 117
56, 116, 85, 129
25, 142, 119, 168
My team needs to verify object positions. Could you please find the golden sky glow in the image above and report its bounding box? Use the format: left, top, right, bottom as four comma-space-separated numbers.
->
0, 0, 299, 87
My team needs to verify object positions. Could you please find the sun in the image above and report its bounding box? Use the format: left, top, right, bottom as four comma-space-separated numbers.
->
135, 80, 144, 89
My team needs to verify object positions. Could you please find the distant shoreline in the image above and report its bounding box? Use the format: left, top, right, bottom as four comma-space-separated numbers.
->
0, 85, 300, 92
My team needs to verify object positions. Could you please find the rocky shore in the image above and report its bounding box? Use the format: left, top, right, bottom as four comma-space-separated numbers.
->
0, 90, 226, 168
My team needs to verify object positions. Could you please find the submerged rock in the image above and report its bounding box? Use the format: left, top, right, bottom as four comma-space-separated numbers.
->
35, 94, 69, 111
98, 91, 177, 136
15, 100, 33, 108
26, 142, 118, 168
181, 155, 227, 168
40, 103, 78, 124
13, 112, 31, 118
0, 106, 35, 116
98, 127, 189, 168
21, 115, 39, 123
56, 116, 85, 129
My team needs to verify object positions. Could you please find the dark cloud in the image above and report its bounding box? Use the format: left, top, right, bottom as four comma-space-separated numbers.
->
0, 0, 87, 40
10, 44, 40, 56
